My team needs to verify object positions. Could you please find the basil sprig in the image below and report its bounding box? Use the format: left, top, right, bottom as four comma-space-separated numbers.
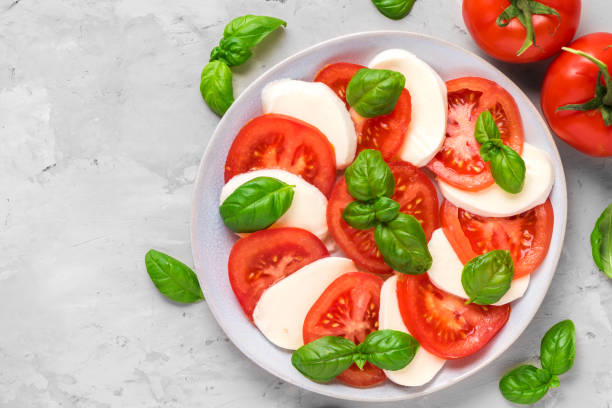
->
474, 110, 526, 194
219, 177, 295, 233
461, 250, 514, 305
145, 250, 204, 303
292, 330, 419, 382
591, 203, 612, 278
371, 0, 416, 20
346, 68, 405, 118
499, 319, 575, 404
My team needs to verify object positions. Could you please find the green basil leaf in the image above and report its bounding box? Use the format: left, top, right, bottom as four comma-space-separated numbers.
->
490, 144, 526, 194
223, 15, 286, 49
591, 202, 612, 278
374, 213, 432, 275
200, 60, 234, 116
479, 139, 503, 162
210, 37, 253, 67
374, 197, 401, 223
474, 110, 501, 144
499, 365, 552, 405
540, 319, 576, 376
342, 201, 377, 230
344, 149, 395, 201
144, 250, 204, 303
357, 329, 419, 371
219, 177, 294, 233
346, 68, 405, 118
461, 250, 514, 305
371, 0, 416, 20
352, 353, 367, 370
291, 336, 357, 382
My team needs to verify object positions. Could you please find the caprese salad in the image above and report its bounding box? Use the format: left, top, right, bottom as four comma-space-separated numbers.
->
216, 48, 555, 388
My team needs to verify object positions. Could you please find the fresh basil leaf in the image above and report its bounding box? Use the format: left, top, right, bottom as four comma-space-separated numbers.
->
219, 177, 294, 233
357, 329, 419, 371
474, 110, 501, 144
479, 139, 503, 162
540, 319, 576, 376
344, 149, 395, 201
461, 250, 514, 305
499, 365, 552, 405
210, 37, 253, 67
591, 202, 612, 278
374, 213, 432, 275
346, 68, 405, 118
352, 353, 367, 370
291, 336, 357, 382
223, 15, 286, 49
490, 144, 526, 194
374, 197, 401, 223
371, 0, 416, 20
200, 60, 234, 116
144, 250, 204, 303
342, 201, 376, 230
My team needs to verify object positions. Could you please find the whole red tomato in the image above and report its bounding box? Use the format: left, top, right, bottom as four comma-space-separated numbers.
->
541, 33, 612, 157
463, 0, 581, 63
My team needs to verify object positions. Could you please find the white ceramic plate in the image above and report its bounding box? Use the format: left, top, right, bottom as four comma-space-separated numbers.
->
191, 31, 567, 402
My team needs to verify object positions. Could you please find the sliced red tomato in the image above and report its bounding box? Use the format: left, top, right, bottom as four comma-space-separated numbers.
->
314, 62, 365, 107
397, 274, 510, 359
428, 77, 524, 191
303, 272, 385, 388
327, 162, 439, 275
228, 228, 329, 320
440, 199, 554, 278
224, 114, 337, 197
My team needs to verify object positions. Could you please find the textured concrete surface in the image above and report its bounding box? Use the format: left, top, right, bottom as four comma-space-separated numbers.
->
1, 0, 611, 407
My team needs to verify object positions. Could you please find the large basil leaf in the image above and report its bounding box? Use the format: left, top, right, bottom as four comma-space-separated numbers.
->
461, 250, 514, 305
219, 177, 294, 233
223, 15, 286, 49
342, 201, 376, 230
145, 250, 204, 303
374, 213, 432, 275
371, 0, 416, 20
490, 144, 526, 194
200, 60, 234, 116
346, 68, 405, 118
291, 336, 357, 382
374, 197, 400, 223
499, 365, 553, 405
474, 110, 500, 144
344, 149, 395, 201
540, 320, 576, 376
210, 37, 252, 67
357, 330, 419, 371
591, 203, 612, 278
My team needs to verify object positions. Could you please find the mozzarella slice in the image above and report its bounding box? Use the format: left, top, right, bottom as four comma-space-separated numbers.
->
427, 229, 530, 305
439, 143, 554, 217
220, 169, 328, 241
379, 275, 446, 386
253, 257, 356, 350
261, 79, 357, 169
368, 49, 447, 167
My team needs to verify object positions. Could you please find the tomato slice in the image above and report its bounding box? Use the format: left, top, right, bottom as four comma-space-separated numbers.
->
428, 77, 524, 191
440, 199, 554, 279
228, 228, 329, 320
303, 272, 385, 388
397, 274, 510, 359
224, 114, 337, 197
314, 62, 365, 107
327, 162, 439, 275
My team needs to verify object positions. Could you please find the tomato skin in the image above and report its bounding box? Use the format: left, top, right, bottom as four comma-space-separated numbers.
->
228, 228, 329, 320
541, 32, 612, 157
314, 62, 365, 107
463, 0, 580, 63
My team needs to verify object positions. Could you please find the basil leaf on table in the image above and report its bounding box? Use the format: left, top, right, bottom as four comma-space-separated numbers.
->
344, 149, 395, 201
223, 15, 286, 49
591, 202, 612, 278
145, 250, 204, 303
291, 336, 357, 382
374, 213, 432, 275
499, 365, 556, 405
490, 144, 526, 194
373, 196, 401, 223
461, 250, 514, 305
200, 60, 234, 116
371, 0, 416, 20
357, 329, 419, 371
474, 109, 501, 144
342, 201, 376, 230
219, 177, 295, 233
210, 37, 253, 67
346, 68, 405, 118
540, 320, 576, 376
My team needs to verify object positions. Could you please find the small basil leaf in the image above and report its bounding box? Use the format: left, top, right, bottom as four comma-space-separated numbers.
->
374, 197, 401, 223
210, 37, 253, 67
490, 144, 526, 194
291, 336, 357, 382
461, 250, 514, 305
200, 60, 234, 116
223, 15, 286, 49
499, 365, 551, 405
346, 68, 405, 118
344, 149, 395, 201
342, 201, 377, 230
371, 0, 416, 20
352, 354, 367, 370
357, 329, 419, 371
548, 375, 561, 388
540, 319, 576, 376
479, 139, 503, 162
591, 202, 612, 278
145, 250, 204, 303
474, 110, 501, 144
374, 213, 432, 275
219, 177, 294, 233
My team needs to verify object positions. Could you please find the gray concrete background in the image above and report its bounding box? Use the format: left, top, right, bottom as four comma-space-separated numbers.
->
1, 0, 610, 407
